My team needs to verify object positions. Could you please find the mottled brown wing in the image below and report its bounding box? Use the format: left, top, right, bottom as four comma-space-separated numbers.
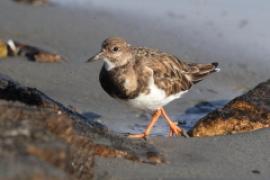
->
134, 48, 193, 95
133, 47, 218, 96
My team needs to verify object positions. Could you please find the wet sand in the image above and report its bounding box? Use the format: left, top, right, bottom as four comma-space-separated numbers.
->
0, 0, 270, 179
96, 129, 270, 179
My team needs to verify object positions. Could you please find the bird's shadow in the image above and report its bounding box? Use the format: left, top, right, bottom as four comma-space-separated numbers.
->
81, 112, 101, 121
175, 99, 229, 130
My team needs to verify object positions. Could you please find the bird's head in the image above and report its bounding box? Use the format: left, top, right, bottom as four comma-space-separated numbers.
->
87, 37, 132, 71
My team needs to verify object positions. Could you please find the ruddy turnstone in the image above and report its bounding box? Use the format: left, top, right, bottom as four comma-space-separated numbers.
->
87, 37, 220, 138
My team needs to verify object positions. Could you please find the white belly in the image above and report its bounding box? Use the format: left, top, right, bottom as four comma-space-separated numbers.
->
127, 75, 188, 111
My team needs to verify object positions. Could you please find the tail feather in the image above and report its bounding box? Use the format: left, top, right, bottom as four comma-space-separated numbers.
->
186, 62, 219, 83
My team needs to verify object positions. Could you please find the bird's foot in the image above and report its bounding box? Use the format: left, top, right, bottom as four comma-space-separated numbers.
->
168, 122, 182, 136
128, 133, 148, 139
128, 109, 161, 139
169, 122, 189, 137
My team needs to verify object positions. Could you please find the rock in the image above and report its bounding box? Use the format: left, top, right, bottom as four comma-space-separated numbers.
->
0, 75, 164, 179
190, 79, 270, 137
0, 102, 88, 180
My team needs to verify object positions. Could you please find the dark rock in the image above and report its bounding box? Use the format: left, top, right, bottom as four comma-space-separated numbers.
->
190, 79, 270, 137
12, 0, 49, 6
0, 75, 164, 179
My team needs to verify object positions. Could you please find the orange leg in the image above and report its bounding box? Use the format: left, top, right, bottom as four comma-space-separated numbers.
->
128, 109, 161, 139
160, 107, 183, 136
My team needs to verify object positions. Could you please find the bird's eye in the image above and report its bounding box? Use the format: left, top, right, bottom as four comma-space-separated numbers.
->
112, 46, 119, 52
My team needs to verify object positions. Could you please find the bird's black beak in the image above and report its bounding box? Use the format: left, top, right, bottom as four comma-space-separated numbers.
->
86, 52, 103, 63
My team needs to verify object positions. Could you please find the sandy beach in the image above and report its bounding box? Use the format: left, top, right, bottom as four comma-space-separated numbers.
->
0, 0, 270, 179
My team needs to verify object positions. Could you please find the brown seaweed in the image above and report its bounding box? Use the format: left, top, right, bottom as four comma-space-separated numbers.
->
0, 39, 64, 63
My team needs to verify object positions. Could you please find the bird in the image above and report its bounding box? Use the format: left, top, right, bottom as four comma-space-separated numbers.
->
87, 37, 220, 138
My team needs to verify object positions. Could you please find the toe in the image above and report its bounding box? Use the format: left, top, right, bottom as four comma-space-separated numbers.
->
181, 130, 190, 138
128, 133, 147, 139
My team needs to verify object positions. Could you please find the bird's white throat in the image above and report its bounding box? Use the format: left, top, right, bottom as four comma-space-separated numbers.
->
103, 58, 116, 71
